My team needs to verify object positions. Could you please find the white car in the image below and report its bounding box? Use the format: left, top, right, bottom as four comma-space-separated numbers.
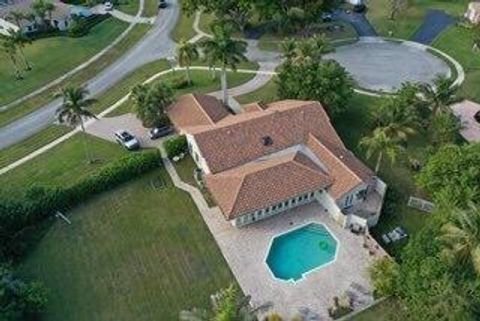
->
114, 130, 140, 150
104, 2, 113, 11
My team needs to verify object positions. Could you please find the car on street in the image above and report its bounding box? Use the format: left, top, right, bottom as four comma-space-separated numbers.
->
159, 0, 167, 9
353, 4, 366, 13
114, 130, 140, 150
104, 2, 113, 11
149, 126, 173, 139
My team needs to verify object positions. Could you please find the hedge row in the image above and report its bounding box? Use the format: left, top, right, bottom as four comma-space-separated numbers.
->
163, 135, 188, 159
0, 150, 161, 259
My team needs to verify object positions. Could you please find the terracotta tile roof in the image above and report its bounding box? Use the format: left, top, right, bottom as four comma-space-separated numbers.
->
190, 100, 346, 173
243, 102, 267, 113
205, 151, 333, 219
167, 94, 230, 130
306, 134, 373, 199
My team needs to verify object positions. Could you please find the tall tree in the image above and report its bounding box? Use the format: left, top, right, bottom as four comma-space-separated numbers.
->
180, 284, 269, 321
176, 39, 199, 84
200, 26, 247, 104
6, 10, 25, 26
277, 59, 353, 116
418, 74, 459, 121
440, 203, 480, 275
1, 37, 23, 80
374, 95, 418, 141
359, 127, 403, 173
54, 86, 97, 163
430, 112, 461, 146
8, 28, 32, 70
31, 0, 55, 29
130, 82, 174, 127
389, 0, 406, 20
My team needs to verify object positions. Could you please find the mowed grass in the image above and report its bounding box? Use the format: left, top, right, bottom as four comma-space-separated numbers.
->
170, 0, 196, 42
433, 24, 480, 101
0, 125, 71, 168
0, 18, 128, 106
0, 133, 126, 196
0, 23, 150, 128
143, 0, 159, 17
108, 69, 256, 116
18, 167, 234, 321
235, 77, 279, 104
117, 0, 139, 15
366, 0, 469, 39
348, 299, 401, 321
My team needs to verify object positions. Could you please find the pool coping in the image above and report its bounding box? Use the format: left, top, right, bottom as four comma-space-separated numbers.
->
264, 221, 341, 285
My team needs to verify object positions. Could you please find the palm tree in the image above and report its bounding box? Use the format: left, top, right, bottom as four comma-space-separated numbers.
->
200, 25, 247, 105
374, 96, 418, 141
54, 86, 97, 163
176, 39, 199, 85
280, 38, 296, 61
360, 127, 403, 173
418, 74, 458, 120
130, 82, 174, 127
1, 37, 23, 79
8, 28, 32, 70
44, 1, 55, 23
440, 203, 480, 275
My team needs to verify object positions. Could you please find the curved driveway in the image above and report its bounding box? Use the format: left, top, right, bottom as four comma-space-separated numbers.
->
0, 1, 178, 149
326, 37, 451, 92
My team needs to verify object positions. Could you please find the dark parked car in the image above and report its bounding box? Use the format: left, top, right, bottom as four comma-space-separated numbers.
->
475, 110, 480, 123
353, 4, 366, 13
149, 126, 173, 139
114, 130, 140, 150
159, 0, 167, 9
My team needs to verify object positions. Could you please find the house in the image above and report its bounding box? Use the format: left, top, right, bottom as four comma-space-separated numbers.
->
168, 94, 386, 229
465, 2, 480, 24
0, 0, 75, 36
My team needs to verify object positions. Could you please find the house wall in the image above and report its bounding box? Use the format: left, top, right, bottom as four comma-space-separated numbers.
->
232, 189, 323, 227
465, 4, 480, 24
368, 177, 387, 227
186, 134, 211, 174
0, 18, 20, 36
316, 191, 345, 226
335, 182, 369, 210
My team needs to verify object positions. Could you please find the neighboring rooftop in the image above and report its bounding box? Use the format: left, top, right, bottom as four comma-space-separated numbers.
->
0, 0, 70, 22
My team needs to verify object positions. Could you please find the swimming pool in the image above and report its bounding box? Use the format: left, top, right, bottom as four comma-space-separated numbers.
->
266, 223, 338, 282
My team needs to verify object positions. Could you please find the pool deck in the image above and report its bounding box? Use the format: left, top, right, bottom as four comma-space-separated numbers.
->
201, 202, 385, 320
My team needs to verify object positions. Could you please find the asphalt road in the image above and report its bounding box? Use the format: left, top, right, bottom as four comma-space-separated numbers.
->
411, 9, 456, 45
0, 1, 178, 150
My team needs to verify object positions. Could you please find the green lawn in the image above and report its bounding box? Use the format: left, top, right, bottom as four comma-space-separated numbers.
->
117, 0, 139, 15
18, 167, 233, 321
348, 299, 401, 321
170, 0, 196, 42
0, 23, 150, 128
0, 133, 126, 196
107, 69, 256, 116
433, 24, 480, 101
0, 125, 71, 168
143, 0, 159, 17
235, 77, 279, 104
366, 0, 469, 39
0, 18, 128, 107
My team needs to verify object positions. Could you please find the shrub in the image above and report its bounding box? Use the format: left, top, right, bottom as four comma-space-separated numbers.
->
170, 75, 190, 89
0, 150, 161, 259
163, 136, 188, 159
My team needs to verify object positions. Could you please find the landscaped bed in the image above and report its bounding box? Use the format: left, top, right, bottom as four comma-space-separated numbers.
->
17, 167, 233, 321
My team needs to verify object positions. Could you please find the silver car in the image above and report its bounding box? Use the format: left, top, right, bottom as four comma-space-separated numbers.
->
114, 130, 140, 150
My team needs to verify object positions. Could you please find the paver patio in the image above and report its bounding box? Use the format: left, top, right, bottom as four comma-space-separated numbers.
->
200, 202, 384, 320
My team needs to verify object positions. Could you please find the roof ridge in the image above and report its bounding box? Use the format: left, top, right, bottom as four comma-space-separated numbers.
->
191, 93, 216, 125
308, 134, 363, 182
292, 152, 333, 183
228, 175, 247, 218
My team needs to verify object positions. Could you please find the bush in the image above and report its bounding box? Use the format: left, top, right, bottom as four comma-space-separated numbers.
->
164, 136, 188, 159
0, 150, 161, 259
170, 75, 191, 89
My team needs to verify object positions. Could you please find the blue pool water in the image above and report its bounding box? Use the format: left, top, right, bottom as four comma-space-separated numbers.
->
266, 223, 338, 281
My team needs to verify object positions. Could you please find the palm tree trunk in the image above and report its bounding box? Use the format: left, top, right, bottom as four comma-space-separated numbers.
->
221, 65, 228, 105
80, 120, 92, 164
18, 46, 32, 70
9, 54, 23, 79
186, 64, 191, 84
375, 152, 383, 174
211, 65, 216, 79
